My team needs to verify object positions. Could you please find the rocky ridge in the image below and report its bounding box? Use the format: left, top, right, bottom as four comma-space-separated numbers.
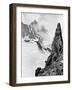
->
35, 23, 63, 76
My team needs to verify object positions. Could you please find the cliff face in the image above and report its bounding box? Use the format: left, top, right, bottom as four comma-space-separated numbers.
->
35, 23, 63, 76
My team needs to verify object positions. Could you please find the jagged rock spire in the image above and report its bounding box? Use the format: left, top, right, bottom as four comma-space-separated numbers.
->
52, 23, 63, 56
35, 23, 63, 76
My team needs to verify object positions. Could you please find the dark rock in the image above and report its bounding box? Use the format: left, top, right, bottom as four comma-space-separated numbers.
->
35, 23, 63, 76
35, 67, 41, 76
52, 23, 63, 55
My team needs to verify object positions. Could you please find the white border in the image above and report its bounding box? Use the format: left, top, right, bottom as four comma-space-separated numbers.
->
16, 7, 68, 83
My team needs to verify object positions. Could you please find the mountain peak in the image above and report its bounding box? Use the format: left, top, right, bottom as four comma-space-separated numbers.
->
52, 22, 63, 55
30, 20, 38, 25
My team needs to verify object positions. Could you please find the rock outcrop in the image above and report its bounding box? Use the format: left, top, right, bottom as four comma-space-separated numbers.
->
35, 23, 63, 76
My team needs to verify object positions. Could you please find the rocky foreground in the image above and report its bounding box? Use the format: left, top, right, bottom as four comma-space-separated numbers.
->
35, 23, 63, 76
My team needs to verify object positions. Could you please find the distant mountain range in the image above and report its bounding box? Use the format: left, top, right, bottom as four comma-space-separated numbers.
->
21, 20, 48, 41
21, 20, 38, 40
21, 20, 49, 51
